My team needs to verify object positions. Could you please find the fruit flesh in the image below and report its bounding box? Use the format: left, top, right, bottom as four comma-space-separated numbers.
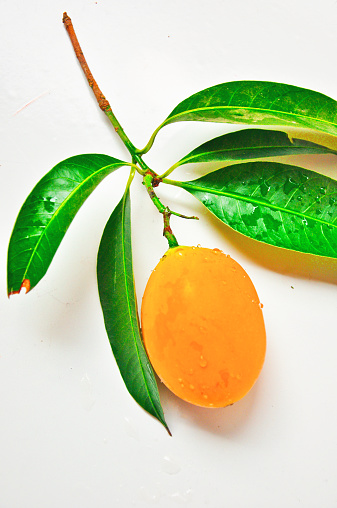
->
141, 246, 266, 408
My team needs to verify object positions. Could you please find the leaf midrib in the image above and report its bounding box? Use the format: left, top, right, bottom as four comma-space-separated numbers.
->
178, 181, 337, 228
180, 143, 331, 164
120, 192, 162, 421
166, 105, 337, 130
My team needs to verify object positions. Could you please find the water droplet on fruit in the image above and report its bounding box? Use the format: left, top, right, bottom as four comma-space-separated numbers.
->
189, 384, 195, 390
199, 355, 208, 368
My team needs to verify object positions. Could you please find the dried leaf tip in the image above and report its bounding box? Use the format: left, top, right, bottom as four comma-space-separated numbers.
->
8, 279, 31, 298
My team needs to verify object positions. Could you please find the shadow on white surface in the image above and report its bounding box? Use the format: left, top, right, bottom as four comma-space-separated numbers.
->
157, 374, 264, 438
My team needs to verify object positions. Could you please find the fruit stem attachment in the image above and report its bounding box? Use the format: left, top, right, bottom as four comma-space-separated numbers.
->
142, 172, 178, 247
143, 172, 199, 248
62, 12, 149, 172
163, 209, 179, 249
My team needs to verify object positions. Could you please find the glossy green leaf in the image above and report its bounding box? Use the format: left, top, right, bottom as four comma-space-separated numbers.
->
144, 81, 337, 152
97, 190, 170, 433
164, 162, 337, 258
172, 129, 337, 169
7, 154, 128, 295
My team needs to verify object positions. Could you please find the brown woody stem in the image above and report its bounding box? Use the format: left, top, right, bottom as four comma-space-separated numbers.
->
62, 12, 111, 113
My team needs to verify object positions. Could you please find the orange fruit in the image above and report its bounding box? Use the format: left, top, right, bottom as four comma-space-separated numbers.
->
141, 246, 266, 408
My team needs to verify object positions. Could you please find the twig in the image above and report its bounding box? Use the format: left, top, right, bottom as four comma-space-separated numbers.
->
62, 12, 111, 113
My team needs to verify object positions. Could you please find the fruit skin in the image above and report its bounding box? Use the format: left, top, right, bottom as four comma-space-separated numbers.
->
141, 246, 266, 408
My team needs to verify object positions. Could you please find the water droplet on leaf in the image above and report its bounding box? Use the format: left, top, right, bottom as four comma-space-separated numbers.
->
260, 179, 271, 197
283, 177, 298, 195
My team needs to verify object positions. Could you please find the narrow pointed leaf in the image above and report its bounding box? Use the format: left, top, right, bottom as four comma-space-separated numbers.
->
146, 81, 337, 151
7, 154, 128, 295
97, 190, 170, 433
165, 162, 337, 258
173, 129, 337, 168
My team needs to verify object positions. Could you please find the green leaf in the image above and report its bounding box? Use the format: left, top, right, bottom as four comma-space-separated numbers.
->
144, 81, 337, 152
7, 154, 128, 295
164, 162, 337, 258
172, 129, 337, 168
97, 190, 170, 433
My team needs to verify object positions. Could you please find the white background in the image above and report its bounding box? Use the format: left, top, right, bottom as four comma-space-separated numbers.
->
1, 0, 337, 506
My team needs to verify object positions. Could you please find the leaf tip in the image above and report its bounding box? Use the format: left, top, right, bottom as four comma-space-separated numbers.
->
8, 279, 31, 298
159, 416, 172, 436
